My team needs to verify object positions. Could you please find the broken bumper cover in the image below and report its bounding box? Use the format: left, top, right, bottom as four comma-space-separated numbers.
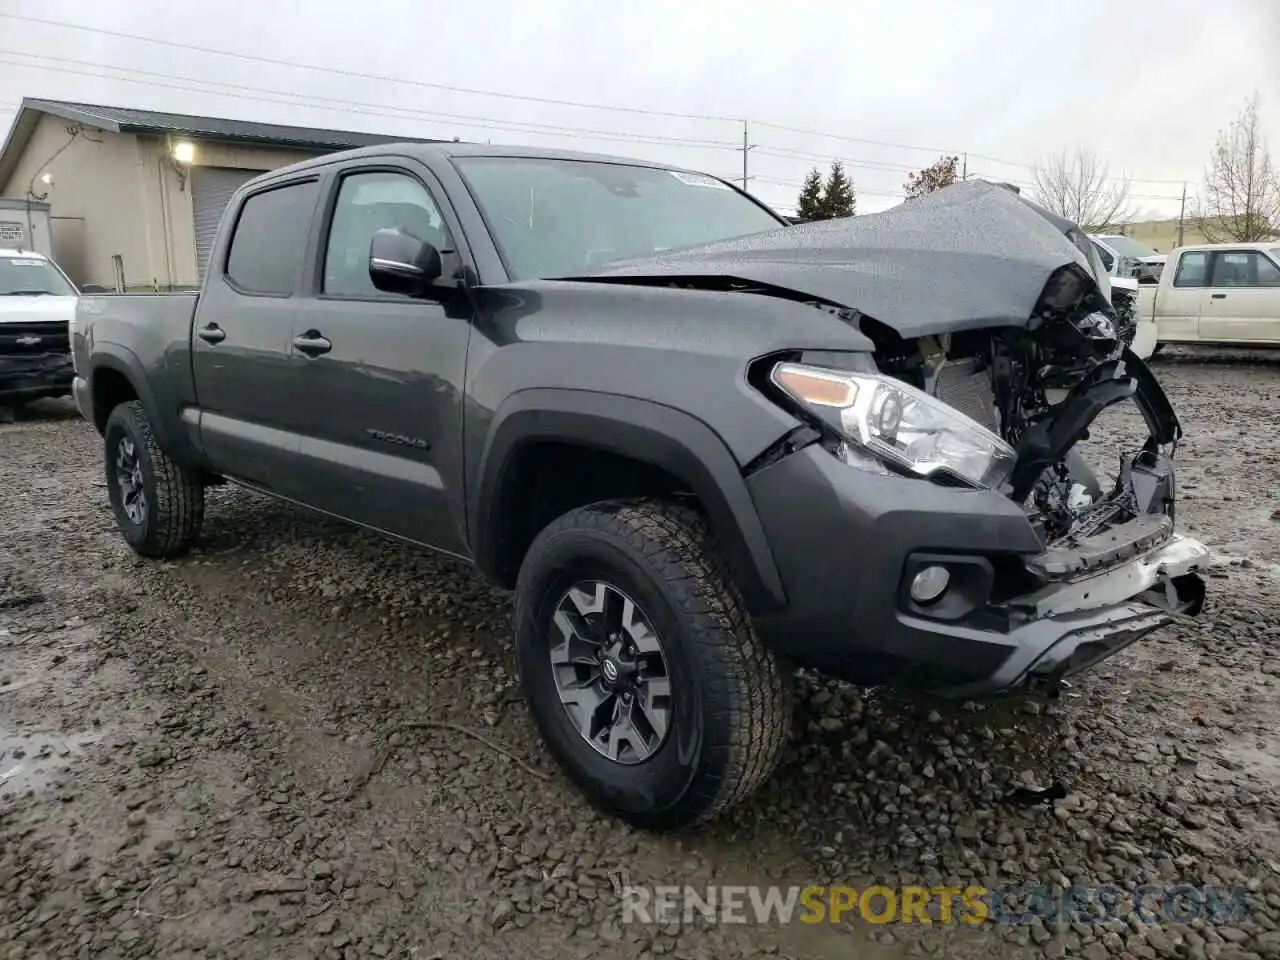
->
746, 444, 1209, 696
936, 532, 1209, 697
0, 353, 73, 401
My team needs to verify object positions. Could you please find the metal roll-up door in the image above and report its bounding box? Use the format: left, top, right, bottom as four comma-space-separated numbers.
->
191, 167, 266, 281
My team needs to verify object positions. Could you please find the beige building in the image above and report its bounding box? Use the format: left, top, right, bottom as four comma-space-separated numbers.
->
0, 98, 435, 290
1109, 216, 1280, 253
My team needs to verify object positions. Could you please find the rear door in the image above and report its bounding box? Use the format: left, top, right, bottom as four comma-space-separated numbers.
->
285, 160, 473, 555
1155, 250, 1209, 342
1199, 249, 1280, 344
190, 176, 321, 491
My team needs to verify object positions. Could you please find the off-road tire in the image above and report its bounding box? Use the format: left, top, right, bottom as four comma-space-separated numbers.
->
104, 400, 204, 558
514, 498, 790, 830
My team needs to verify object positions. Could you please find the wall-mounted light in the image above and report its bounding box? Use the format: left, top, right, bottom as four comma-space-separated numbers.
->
28, 170, 54, 201
167, 138, 196, 191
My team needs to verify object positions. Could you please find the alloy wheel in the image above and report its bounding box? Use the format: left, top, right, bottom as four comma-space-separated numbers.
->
549, 580, 673, 764
115, 436, 147, 526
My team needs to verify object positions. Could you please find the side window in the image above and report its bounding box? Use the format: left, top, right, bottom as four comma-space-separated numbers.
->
324, 171, 451, 298
225, 181, 319, 295
1173, 251, 1208, 288
1092, 241, 1115, 273
1211, 250, 1280, 287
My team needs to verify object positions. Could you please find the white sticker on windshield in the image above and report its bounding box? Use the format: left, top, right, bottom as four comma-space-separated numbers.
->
669, 171, 732, 190
9, 259, 43, 267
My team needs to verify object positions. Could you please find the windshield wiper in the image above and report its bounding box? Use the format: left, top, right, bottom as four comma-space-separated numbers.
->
1, 290, 53, 296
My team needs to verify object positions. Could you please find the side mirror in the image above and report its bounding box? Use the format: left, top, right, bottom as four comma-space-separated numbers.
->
1136, 264, 1161, 285
80, 284, 108, 294
368, 227, 444, 297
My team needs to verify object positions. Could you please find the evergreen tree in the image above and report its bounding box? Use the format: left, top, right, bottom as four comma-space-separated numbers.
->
795, 168, 825, 220
821, 161, 856, 218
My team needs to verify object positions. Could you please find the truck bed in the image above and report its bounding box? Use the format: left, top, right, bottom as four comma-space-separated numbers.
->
73, 292, 200, 428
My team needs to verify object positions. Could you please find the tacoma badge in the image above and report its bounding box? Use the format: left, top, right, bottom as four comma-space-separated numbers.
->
366, 428, 430, 451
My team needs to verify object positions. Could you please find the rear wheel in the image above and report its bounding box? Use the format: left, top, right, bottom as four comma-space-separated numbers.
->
104, 401, 205, 558
514, 499, 790, 830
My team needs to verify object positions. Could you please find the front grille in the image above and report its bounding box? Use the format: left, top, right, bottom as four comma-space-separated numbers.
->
0, 321, 69, 355
933, 358, 999, 434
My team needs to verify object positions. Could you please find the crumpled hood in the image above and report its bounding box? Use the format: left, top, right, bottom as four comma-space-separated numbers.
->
576, 180, 1105, 339
0, 295, 77, 324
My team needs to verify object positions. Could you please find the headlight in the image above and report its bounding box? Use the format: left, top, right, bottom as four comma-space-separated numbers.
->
770, 362, 1017, 489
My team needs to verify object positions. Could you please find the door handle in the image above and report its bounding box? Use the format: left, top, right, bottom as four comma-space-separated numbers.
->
293, 331, 332, 356
197, 324, 226, 344
1211, 293, 1227, 299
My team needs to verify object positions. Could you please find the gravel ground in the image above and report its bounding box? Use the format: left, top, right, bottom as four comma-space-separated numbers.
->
2, 347, 1279, 960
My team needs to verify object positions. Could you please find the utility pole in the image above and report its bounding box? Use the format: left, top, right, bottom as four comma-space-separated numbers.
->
1176, 182, 1187, 247
961, 152, 968, 182
737, 119, 752, 193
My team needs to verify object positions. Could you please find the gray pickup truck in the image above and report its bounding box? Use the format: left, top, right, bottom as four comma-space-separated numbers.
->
72, 144, 1209, 829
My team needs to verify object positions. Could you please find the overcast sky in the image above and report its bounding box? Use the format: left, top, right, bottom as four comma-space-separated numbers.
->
1, 0, 1276, 217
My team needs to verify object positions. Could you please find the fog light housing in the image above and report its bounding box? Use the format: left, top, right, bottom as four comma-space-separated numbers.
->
910, 565, 951, 604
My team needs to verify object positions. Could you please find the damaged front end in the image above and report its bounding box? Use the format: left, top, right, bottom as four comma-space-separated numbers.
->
0, 320, 74, 404
584, 178, 1209, 693
771, 255, 1209, 694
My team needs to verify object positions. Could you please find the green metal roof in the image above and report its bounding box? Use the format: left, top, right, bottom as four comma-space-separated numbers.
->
0, 97, 445, 190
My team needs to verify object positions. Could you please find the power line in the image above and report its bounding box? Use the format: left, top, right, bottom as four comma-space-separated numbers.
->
0, 12, 741, 125
753, 120, 961, 162
0, 12, 1201, 188
751, 173, 904, 199
755, 146, 921, 174
0, 53, 739, 152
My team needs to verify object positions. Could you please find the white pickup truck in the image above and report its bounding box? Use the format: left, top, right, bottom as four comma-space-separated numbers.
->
1138, 242, 1280, 348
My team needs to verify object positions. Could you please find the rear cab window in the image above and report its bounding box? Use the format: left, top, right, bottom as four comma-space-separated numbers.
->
225, 180, 320, 296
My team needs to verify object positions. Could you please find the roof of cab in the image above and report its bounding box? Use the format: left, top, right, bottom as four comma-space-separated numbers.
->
0, 248, 49, 259
1171, 241, 1280, 252
242, 141, 717, 188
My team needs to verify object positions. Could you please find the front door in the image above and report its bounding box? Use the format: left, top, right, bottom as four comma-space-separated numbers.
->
1198, 248, 1280, 344
1156, 249, 1209, 342
191, 177, 321, 491
288, 164, 472, 556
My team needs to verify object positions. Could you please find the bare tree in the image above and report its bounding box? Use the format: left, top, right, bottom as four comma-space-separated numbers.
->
1196, 94, 1280, 242
1031, 149, 1134, 231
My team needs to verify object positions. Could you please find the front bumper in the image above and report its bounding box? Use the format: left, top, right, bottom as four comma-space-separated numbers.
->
72, 373, 91, 421
748, 444, 1208, 696
0, 353, 73, 402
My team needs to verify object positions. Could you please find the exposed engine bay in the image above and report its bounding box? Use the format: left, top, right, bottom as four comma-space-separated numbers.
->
847, 261, 1178, 547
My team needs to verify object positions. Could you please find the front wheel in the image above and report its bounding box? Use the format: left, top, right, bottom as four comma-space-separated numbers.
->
514, 499, 790, 830
104, 400, 205, 558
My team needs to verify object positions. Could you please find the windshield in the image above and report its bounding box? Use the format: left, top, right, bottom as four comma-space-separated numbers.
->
454, 157, 783, 281
1096, 235, 1158, 259
0, 256, 77, 296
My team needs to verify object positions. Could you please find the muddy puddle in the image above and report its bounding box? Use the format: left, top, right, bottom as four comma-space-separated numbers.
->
0, 727, 102, 797
0, 621, 118, 799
